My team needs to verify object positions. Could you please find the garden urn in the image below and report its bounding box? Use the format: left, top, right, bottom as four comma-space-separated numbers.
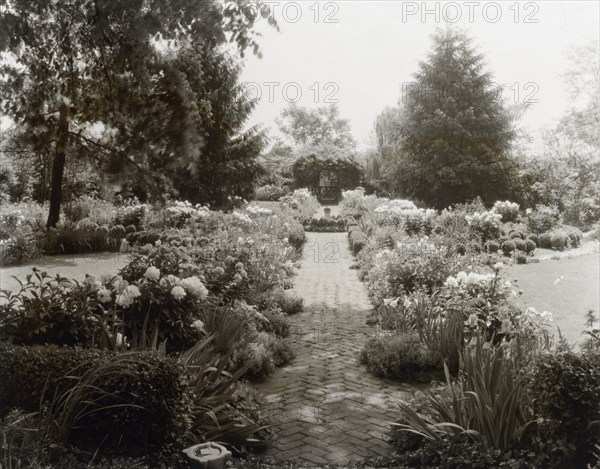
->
182, 442, 232, 469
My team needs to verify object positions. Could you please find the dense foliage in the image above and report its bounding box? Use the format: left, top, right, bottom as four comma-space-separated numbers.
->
377, 29, 518, 208
0, 0, 275, 225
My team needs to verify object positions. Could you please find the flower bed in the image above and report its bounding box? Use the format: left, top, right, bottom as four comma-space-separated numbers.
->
347, 191, 600, 467
0, 200, 307, 464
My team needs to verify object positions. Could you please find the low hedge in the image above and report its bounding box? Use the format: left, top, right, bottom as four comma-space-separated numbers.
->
360, 333, 443, 381
348, 223, 368, 254
302, 216, 346, 232
0, 345, 194, 454
41, 226, 121, 255
528, 351, 600, 467
0, 344, 111, 413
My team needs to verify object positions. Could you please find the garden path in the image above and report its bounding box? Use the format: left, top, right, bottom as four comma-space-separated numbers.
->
255, 231, 413, 466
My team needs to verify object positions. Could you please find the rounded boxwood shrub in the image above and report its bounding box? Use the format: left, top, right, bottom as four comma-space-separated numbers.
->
360, 332, 443, 380
485, 241, 500, 253
347, 226, 361, 237
501, 240, 516, 256
125, 224, 137, 234
551, 234, 565, 250
352, 237, 368, 254
454, 243, 467, 255
526, 233, 539, 247
509, 231, 525, 240
514, 251, 527, 264
525, 239, 536, 253
109, 224, 126, 239
567, 230, 582, 247
539, 232, 552, 249
513, 238, 527, 252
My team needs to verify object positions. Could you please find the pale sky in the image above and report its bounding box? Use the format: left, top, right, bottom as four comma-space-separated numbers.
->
239, 0, 600, 150
2, 1, 598, 153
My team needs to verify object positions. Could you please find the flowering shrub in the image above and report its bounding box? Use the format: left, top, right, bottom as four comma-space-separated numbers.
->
164, 200, 211, 228
278, 188, 320, 218
63, 195, 116, 226
465, 210, 502, 242
0, 209, 40, 266
114, 199, 147, 228
340, 187, 383, 215
0, 270, 99, 346
402, 208, 437, 235
360, 332, 443, 380
492, 200, 520, 222
363, 245, 461, 305
526, 204, 561, 233
246, 204, 273, 216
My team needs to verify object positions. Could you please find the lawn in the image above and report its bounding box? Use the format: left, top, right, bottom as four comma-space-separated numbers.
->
0, 252, 129, 293
507, 252, 600, 347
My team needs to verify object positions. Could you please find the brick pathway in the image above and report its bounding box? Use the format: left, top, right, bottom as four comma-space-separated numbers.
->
255, 232, 413, 466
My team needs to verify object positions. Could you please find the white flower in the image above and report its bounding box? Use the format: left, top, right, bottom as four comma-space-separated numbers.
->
155, 239, 162, 246
540, 310, 553, 322
144, 266, 160, 281
232, 211, 252, 224
246, 204, 273, 215
389, 297, 399, 307
445, 276, 459, 288
192, 319, 205, 333
171, 285, 186, 300
116, 285, 141, 307
160, 274, 180, 287
466, 313, 478, 327
214, 266, 225, 276
112, 276, 128, 293
115, 332, 125, 346
180, 276, 208, 298
493, 262, 505, 271
84, 275, 102, 290
98, 288, 112, 304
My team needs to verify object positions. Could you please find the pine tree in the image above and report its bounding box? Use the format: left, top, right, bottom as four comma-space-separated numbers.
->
388, 28, 517, 208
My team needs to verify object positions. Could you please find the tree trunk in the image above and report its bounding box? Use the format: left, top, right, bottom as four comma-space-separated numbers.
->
46, 106, 69, 228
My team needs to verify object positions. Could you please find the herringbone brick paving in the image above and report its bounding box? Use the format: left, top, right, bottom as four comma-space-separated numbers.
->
255, 231, 414, 466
